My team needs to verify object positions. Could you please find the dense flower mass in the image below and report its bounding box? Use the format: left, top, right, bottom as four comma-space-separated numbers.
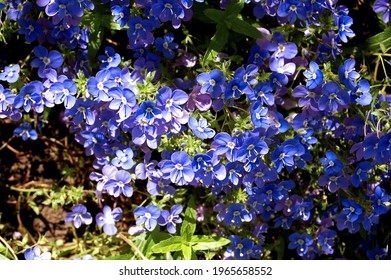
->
0, 0, 390, 261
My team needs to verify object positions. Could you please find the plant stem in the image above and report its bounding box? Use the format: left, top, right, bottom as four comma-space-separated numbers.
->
118, 232, 147, 260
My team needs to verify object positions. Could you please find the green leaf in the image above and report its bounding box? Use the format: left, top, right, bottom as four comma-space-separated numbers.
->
180, 196, 197, 242
0, 253, 9, 260
361, 27, 391, 53
224, 0, 245, 17
181, 244, 193, 260
105, 253, 133, 260
151, 236, 182, 254
28, 201, 40, 215
191, 235, 231, 251
228, 17, 263, 39
202, 24, 229, 66
203, 8, 224, 23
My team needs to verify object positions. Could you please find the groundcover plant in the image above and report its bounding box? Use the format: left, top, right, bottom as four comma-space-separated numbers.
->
0, 0, 391, 260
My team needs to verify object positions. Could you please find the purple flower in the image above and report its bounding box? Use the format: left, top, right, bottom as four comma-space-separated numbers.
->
134, 205, 161, 231
64, 204, 93, 228
161, 151, 194, 186
188, 117, 215, 139
158, 204, 183, 234
96, 206, 123, 236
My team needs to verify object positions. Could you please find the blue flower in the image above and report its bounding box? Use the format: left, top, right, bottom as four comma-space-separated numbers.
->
31, 46, 63, 78
192, 153, 226, 187
267, 32, 298, 59
18, 19, 43, 43
277, 0, 307, 23
353, 79, 372, 106
24, 246, 51, 260
96, 205, 123, 236
371, 186, 391, 215
226, 235, 257, 260
335, 199, 363, 233
134, 205, 161, 231
103, 169, 133, 197
320, 150, 344, 176
108, 87, 137, 121
196, 69, 226, 98
212, 132, 240, 162
351, 161, 372, 187
161, 151, 194, 186
237, 135, 269, 163
64, 204, 93, 228
111, 5, 129, 27
288, 233, 313, 257
13, 122, 38, 141
98, 46, 121, 69
151, 0, 185, 29
318, 81, 350, 112
50, 79, 77, 109
272, 138, 305, 173
337, 15, 355, 43
156, 86, 188, 122
303, 62, 323, 90
338, 58, 360, 91
0, 64, 20, 83
188, 117, 215, 139
158, 204, 183, 234
374, 0, 391, 23
111, 148, 134, 170
155, 32, 178, 59
317, 230, 337, 255
14, 82, 44, 113
251, 101, 271, 128
135, 100, 162, 125
223, 203, 252, 228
